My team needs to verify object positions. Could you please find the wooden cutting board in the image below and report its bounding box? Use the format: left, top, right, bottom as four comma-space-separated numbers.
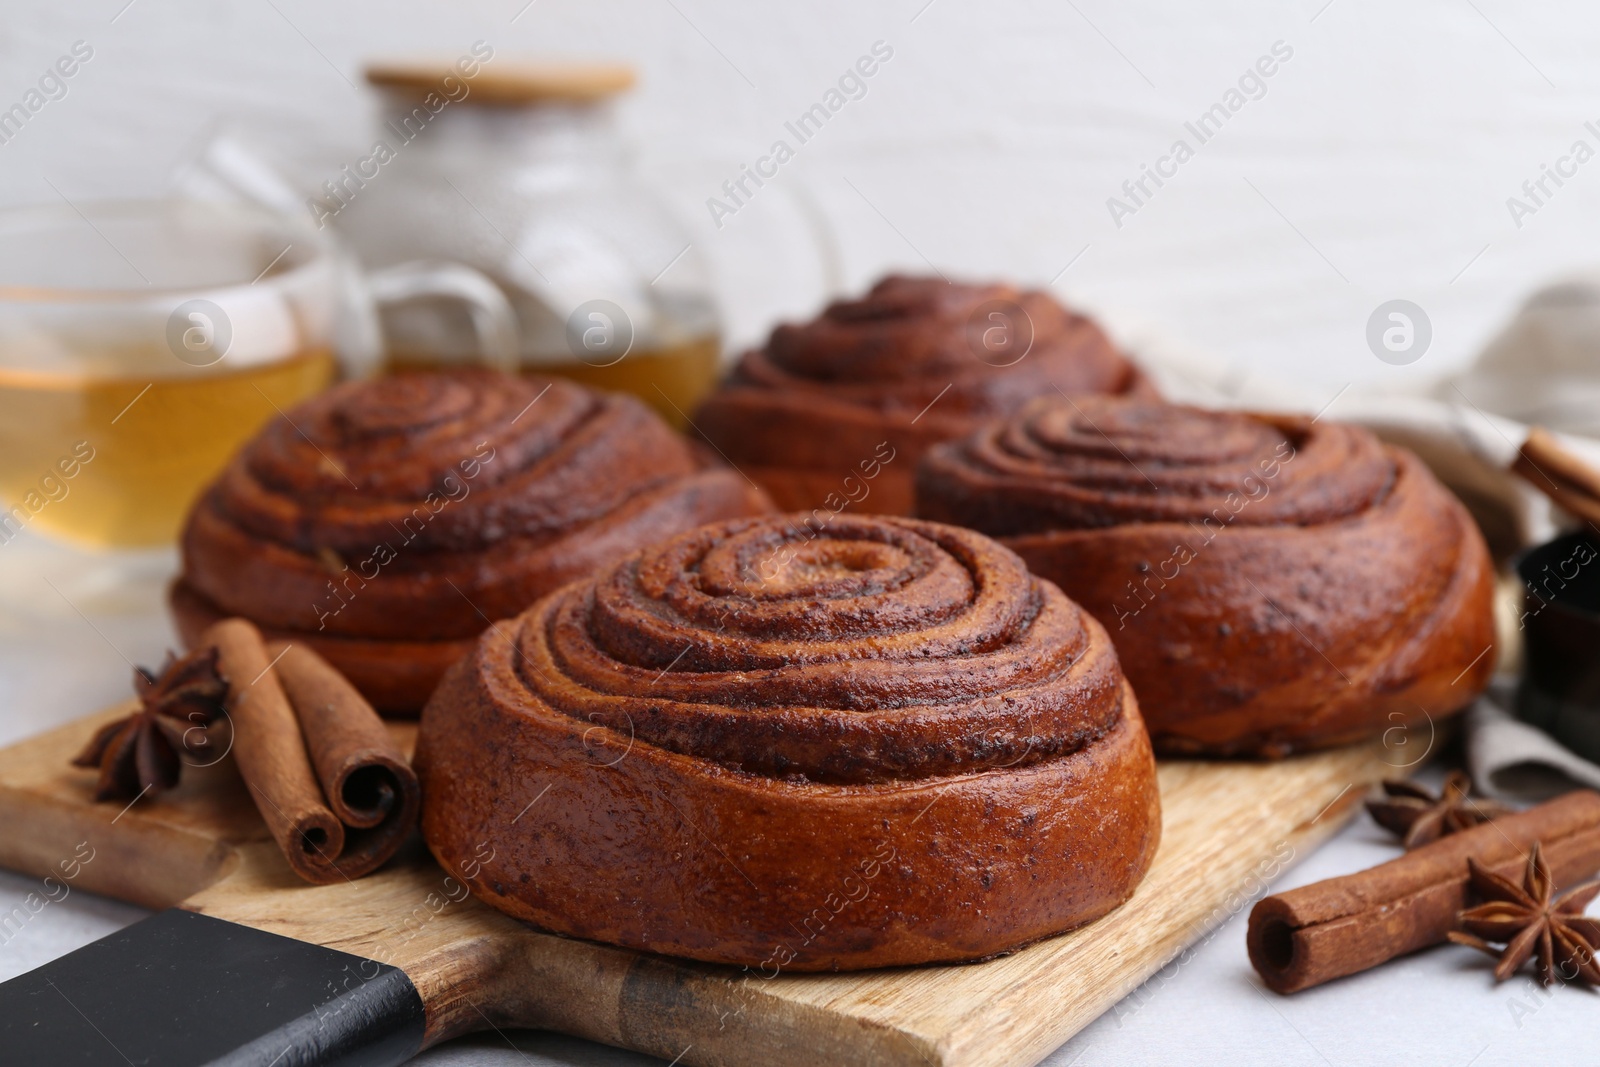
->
0, 703, 1396, 1067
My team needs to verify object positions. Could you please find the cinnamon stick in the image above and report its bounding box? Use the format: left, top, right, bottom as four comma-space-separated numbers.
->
1248, 789, 1600, 993
204, 619, 347, 885
269, 641, 420, 877
1513, 426, 1600, 529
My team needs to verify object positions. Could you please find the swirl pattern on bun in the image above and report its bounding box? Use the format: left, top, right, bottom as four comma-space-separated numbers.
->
693, 274, 1153, 515
172, 372, 772, 714
416, 513, 1160, 969
916, 398, 1497, 756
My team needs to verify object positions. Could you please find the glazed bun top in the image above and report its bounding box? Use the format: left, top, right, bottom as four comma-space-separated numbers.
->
918, 396, 1395, 535
508, 513, 1132, 785
210, 371, 708, 555
725, 275, 1150, 430
180, 371, 773, 641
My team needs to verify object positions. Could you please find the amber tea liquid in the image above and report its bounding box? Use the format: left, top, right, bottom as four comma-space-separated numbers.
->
389, 334, 721, 429
0, 349, 335, 548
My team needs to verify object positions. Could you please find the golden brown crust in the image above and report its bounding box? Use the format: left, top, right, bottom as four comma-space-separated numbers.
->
416, 514, 1161, 969
173, 372, 773, 715
915, 398, 1498, 757
693, 275, 1154, 516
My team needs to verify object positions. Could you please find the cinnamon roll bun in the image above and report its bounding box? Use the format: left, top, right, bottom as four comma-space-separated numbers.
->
916, 397, 1497, 756
693, 275, 1153, 515
171, 372, 773, 715
416, 513, 1160, 969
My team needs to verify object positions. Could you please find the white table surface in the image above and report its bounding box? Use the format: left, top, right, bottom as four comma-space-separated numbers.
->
0, 534, 1585, 1067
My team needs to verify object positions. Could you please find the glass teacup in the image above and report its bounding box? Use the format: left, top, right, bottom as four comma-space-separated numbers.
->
0, 199, 514, 549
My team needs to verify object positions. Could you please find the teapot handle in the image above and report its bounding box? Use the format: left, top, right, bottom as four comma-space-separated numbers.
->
366, 260, 520, 373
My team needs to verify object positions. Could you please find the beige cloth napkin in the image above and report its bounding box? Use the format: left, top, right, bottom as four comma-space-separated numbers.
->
1466, 686, 1600, 802
1100, 282, 1600, 799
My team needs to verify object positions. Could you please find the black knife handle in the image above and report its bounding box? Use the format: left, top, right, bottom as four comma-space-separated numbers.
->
0, 908, 425, 1066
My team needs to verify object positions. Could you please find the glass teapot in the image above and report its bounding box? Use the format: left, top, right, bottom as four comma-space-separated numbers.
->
331, 56, 718, 427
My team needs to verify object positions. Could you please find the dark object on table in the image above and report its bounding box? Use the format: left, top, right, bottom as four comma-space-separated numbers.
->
70, 647, 227, 801
1515, 530, 1600, 762
1448, 842, 1600, 986
1366, 771, 1511, 849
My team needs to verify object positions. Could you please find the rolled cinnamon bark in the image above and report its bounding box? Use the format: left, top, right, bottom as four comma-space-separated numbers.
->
269, 641, 420, 874
1248, 789, 1600, 993
204, 619, 347, 884
1513, 426, 1600, 528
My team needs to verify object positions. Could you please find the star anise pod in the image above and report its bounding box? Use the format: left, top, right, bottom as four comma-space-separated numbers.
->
1365, 771, 1511, 849
1447, 843, 1600, 986
71, 647, 229, 802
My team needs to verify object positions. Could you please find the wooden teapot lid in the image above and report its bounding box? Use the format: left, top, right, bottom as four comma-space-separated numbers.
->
364, 59, 635, 105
